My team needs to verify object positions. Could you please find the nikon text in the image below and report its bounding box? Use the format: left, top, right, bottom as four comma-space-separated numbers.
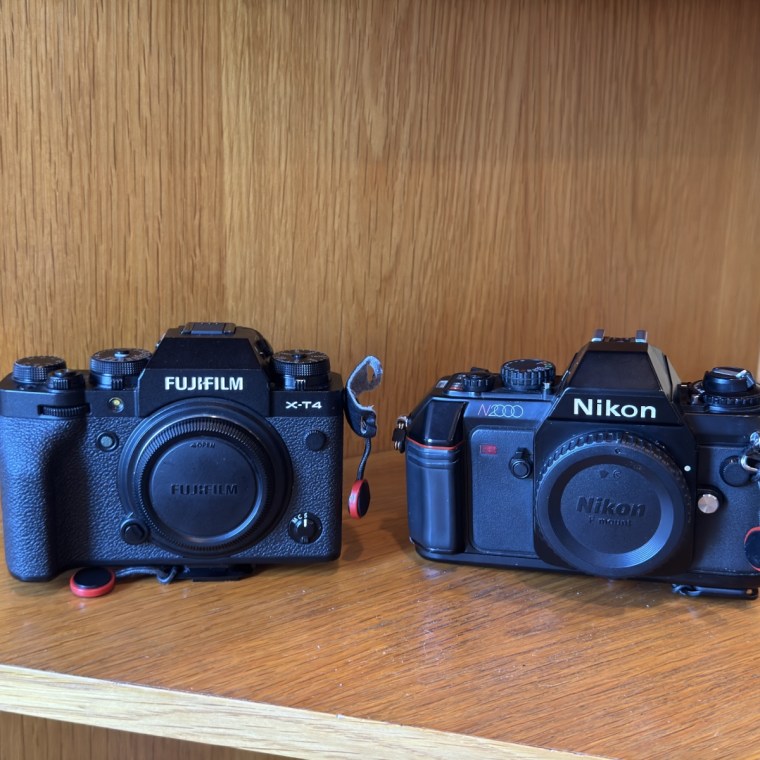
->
573, 398, 656, 419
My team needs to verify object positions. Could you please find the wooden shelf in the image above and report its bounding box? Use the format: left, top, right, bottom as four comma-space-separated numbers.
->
1, 451, 759, 758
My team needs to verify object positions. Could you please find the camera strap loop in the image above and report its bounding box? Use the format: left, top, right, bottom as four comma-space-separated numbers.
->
740, 432, 760, 485
672, 584, 758, 600
344, 355, 383, 439
739, 432, 760, 573
344, 356, 383, 518
115, 566, 179, 584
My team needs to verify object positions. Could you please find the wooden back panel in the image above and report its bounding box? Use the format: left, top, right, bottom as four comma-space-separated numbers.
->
2, 1, 759, 454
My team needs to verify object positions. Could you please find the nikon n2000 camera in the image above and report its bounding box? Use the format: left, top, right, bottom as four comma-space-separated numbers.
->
394, 330, 760, 598
0, 323, 381, 582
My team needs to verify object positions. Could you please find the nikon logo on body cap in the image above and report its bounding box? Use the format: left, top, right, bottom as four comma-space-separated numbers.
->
164, 376, 244, 392
573, 398, 657, 419
577, 496, 646, 518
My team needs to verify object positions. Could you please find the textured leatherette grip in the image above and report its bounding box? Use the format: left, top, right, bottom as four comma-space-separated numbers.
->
0, 415, 140, 580
266, 414, 344, 559
0, 417, 82, 580
0, 411, 344, 580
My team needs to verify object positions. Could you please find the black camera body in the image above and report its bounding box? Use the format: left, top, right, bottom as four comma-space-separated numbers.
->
396, 330, 760, 594
0, 323, 361, 581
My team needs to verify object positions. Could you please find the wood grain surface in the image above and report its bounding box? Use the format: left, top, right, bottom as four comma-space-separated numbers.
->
0, 711, 279, 760
0, 451, 759, 759
2, 0, 760, 458
0, 666, 593, 760
1, 1, 760, 758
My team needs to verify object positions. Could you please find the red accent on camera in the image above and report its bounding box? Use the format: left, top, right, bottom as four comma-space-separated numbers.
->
69, 567, 116, 598
348, 479, 370, 519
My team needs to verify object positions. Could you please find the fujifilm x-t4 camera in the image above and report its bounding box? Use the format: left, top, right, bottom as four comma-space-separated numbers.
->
394, 330, 760, 598
0, 323, 381, 582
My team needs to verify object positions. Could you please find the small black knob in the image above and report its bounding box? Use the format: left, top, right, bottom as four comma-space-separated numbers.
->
509, 448, 533, 479
273, 349, 331, 390
39, 370, 88, 416
90, 348, 151, 389
720, 456, 753, 487
501, 359, 555, 391
702, 367, 760, 411
46, 369, 86, 391
288, 512, 322, 544
120, 516, 149, 545
13, 356, 67, 384
305, 430, 328, 451
461, 370, 495, 393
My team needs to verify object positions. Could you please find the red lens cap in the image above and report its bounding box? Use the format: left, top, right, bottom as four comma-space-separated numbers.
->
69, 567, 116, 598
348, 479, 370, 519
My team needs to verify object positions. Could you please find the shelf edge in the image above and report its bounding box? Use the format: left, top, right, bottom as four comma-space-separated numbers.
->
0, 664, 605, 760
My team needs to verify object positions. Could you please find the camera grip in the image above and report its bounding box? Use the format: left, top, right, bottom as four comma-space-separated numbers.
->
406, 440, 464, 553
0, 417, 87, 580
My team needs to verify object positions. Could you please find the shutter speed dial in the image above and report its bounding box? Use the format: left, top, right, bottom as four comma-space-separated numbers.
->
273, 350, 331, 390
501, 359, 556, 391
90, 348, 152, 389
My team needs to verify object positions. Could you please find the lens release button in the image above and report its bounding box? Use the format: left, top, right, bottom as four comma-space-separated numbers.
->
120, 516, 149, 545
697, 490, 721, 514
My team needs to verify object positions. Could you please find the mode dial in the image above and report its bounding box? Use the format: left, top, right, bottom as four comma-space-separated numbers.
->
273, 349, 331, 390
701, 367, 760, 412
501, 359, 555, 392
13, 356, 67, 385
